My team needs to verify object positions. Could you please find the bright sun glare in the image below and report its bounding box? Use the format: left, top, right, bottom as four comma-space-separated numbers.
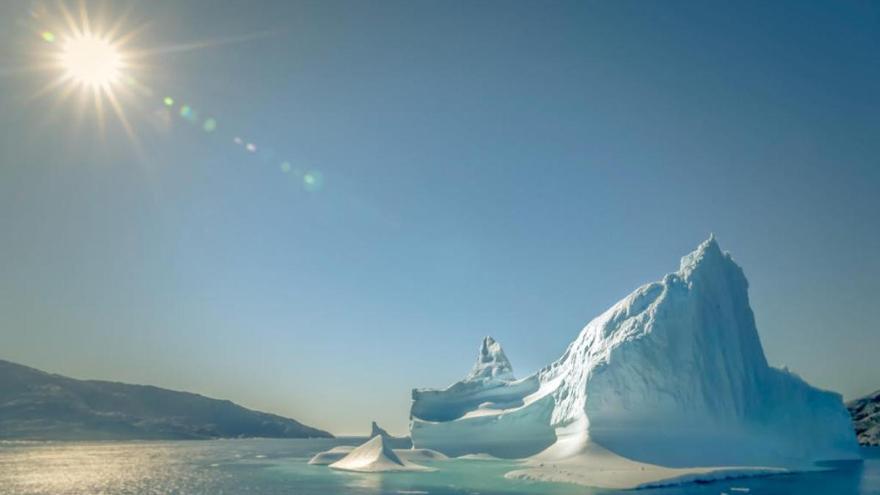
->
31, 2, 143, 145
60, 34, 122, 88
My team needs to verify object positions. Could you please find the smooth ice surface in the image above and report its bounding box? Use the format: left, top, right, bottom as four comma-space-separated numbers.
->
410, 237, 861, 487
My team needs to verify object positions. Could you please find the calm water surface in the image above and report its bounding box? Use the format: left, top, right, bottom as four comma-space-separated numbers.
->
1, 439, 878, 495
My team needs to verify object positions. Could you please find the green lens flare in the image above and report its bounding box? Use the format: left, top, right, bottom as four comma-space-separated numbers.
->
303, 171, 323, 192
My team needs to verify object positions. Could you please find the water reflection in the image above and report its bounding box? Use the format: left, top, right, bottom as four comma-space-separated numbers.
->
0, 440, 877, 495
0, 442, 226, 495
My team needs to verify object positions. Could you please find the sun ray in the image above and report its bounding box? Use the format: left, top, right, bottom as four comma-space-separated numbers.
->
110, 22, 150, 51
58, 2, 82, 39
25, 74, 74, 104
132, 30, 280, 57
72, 83, 89, 133
105, 87, 136, 144
93, 86, 106, 135
103, 3, 136, 42
77, 1, 92, 37
106, 86, 148, 164
0, 65, 56, 78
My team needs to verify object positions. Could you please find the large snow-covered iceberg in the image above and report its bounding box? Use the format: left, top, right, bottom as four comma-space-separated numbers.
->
410, 237, 860, 475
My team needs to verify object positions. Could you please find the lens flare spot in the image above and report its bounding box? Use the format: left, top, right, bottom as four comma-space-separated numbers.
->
246, 143, 256, 152
41, 31, 55, 43
203, 118, 217, 132
179, 105, 199, 123
233, 137, 243, 145
163, 97, 174, 107
303, 171, 324, 192
280, 161, 291, 173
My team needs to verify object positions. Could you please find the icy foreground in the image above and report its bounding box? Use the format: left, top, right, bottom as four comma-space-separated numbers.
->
410, 237, 860, 487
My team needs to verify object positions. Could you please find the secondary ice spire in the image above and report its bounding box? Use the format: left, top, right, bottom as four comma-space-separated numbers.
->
370, 421, 413, 449
466, 336, 514, 381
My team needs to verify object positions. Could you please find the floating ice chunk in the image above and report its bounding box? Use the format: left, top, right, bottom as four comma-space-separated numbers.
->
330, 435, 434, 472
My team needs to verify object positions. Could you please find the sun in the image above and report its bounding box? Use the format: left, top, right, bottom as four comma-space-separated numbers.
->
60, 34, 123, 89
26, 2, 147, 145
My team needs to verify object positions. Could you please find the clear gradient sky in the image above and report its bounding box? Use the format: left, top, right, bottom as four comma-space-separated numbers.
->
1, 0, 878, 435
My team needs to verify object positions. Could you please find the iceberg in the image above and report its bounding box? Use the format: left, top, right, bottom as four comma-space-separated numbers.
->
309, 421, 441, 466
329, 435, 433, 472
410, 236, 860, 486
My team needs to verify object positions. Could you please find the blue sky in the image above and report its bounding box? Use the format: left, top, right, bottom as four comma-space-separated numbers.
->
1, 0, 878, 435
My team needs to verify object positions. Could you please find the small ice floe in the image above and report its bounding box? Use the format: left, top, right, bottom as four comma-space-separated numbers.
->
729, 488, 750, 493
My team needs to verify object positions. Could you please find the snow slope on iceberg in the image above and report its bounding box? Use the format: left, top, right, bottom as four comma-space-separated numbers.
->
308, 445, 355, 465
848, 389, 880, 446
410, 236, 860, 484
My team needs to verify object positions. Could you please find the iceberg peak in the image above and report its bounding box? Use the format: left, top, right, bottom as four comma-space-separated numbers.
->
678, 234, 729, 278
467, 336, 514, 382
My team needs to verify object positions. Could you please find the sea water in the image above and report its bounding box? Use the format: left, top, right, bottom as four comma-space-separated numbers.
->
1, 439, 878, 495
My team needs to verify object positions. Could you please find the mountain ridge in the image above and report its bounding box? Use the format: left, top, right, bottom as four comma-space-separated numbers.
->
0, 358, 332, 441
